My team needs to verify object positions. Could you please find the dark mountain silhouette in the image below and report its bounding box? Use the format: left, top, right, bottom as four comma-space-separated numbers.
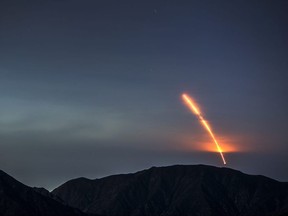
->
52, 165, 288, 216
1, 165, 288, 216
0, 170, 88, 216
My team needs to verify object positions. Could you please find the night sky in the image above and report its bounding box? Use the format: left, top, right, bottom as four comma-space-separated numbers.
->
0, 0, 287, 190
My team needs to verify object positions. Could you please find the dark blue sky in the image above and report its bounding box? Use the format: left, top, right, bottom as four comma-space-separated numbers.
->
0, 0, 287, 190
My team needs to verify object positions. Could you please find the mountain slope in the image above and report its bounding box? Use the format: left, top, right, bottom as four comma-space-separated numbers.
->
0, 170, 87, 216
52, 165, 288, 216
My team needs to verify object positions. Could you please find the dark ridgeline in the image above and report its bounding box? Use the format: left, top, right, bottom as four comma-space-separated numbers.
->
1, 165, 288, 216
0, 170, 87, 216
52, 165, 288, 216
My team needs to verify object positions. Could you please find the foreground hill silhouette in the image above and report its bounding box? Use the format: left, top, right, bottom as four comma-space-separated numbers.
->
52, 165, 288, 216
0, 170, 87, 216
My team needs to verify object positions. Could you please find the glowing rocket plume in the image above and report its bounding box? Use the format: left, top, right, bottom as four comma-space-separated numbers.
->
182, 93, 227, 165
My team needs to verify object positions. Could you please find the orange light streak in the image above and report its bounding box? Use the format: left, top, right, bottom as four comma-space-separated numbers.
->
182, 93, 227, 165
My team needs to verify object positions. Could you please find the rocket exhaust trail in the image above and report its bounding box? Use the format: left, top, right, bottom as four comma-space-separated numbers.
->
182, 93, 227, 165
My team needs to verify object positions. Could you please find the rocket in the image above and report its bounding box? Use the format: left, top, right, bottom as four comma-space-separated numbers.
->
182, 93, 227, 165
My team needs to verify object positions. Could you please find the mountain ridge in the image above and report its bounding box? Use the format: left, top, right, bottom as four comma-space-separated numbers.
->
52, 164, 288, 216
1, 165, 288, 216
56, 164, 280, 184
